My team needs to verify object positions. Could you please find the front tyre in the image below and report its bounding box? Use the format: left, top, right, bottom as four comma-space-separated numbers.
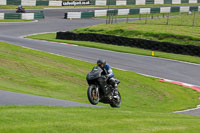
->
87, 85, 99, 105
110, 92, 121, 108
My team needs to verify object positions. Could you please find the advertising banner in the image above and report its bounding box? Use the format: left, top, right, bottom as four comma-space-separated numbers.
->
62, 1, 90, 6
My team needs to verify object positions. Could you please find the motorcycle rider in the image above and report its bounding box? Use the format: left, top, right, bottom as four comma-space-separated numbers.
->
97, 59, 119, 98
18, 5, 23, 11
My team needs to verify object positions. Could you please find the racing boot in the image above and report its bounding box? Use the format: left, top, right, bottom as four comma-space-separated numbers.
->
115, 79, 120, 85
103, 85, 109, 96
113, 88, 119, 99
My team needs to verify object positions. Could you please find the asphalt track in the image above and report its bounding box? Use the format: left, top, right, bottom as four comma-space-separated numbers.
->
0, 90, 100, 107
0, 8, 200, 115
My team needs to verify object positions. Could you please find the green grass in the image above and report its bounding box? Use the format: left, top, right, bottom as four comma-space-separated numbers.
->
0, 41, 200, 132
26, 33, 200, 64
129, 12, 200, 27
1, 105, 200, 133
0, 19, 32, 22
0, 3, 200, 9
1, 41, 200, 111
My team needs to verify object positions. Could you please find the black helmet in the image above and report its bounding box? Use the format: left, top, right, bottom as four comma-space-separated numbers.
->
97, 59, 106, 66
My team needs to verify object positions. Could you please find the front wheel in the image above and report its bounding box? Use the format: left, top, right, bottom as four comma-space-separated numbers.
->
110, 92, 121, 108
87, 85, 99, 105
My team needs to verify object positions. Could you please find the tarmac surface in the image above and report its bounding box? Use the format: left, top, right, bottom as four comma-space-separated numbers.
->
0, 7, 200, 115
0, 90, 100, 107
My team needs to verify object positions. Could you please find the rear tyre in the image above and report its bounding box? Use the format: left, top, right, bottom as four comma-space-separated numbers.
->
87, 85, 99, 105
110, 92, 121, 108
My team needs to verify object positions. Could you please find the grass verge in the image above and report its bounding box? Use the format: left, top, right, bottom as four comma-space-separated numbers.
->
0, 41, 200, 132
0, 19, 32, 22
26, 33, 200, 64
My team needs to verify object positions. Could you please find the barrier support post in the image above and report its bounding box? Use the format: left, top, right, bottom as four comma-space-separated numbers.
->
152, 51, 155, 56
193, 11, 196, 27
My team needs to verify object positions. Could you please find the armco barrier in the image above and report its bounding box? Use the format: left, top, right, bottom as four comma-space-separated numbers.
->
36, 1, 49, 6
127, 0, 136, 5
81, 12, 95, 18
49, 1, 62, 6
64, 5, 200, 19
116, 1, 127, 5
0, 12, 44, 20
136, 0, 146, 5
7, 0, 21, 5
1, 0, 200, 6
4, 13, 21, 19
0, 0, 6, 5
96, 0, 107, 5
154, 0, 164, 4
107, 0, 117, 5
56, 32, 200, 57
21, 0, 36, 6
34, 12, 45, 19
0, 13, 4, 19
164, 0, 172, 4
22, 13, 34, 20
95, 10, 107, 17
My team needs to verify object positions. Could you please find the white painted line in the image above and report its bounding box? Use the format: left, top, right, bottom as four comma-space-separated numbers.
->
19, 32, 55, 38
174, 105, 200, 113
182, 83, 194, 87
24, 37, 78, 47
112, 67, 127, 71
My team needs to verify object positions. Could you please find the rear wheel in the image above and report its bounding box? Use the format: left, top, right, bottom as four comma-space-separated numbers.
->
110, 92, 121, 108
87, 85, 99, 105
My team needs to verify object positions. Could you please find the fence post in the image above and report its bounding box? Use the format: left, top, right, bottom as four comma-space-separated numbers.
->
145, 14, 148, 24
115, 14, 117, 23
126, 13, 129, 23
166, 13, 170, 25
109, 14, 111, 24
106, 15, 108, 24
192, 11, 196, 26
111, 13, 114, 24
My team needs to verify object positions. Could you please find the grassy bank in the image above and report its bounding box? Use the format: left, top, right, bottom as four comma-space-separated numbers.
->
0, 19, 32, 22
1, 41, 200, 132
73, 13, 200, 46
26, 33, 200, 64
1, 41, 200, 111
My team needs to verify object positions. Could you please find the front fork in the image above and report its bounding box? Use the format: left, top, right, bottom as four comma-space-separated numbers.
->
92, 85, 99, 100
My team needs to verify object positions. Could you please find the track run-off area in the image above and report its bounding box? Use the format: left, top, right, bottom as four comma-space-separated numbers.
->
0, 7, 200, 116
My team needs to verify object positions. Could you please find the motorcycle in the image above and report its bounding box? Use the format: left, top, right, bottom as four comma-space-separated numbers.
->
16, 8, 25, 13
86, 66, 121, 108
